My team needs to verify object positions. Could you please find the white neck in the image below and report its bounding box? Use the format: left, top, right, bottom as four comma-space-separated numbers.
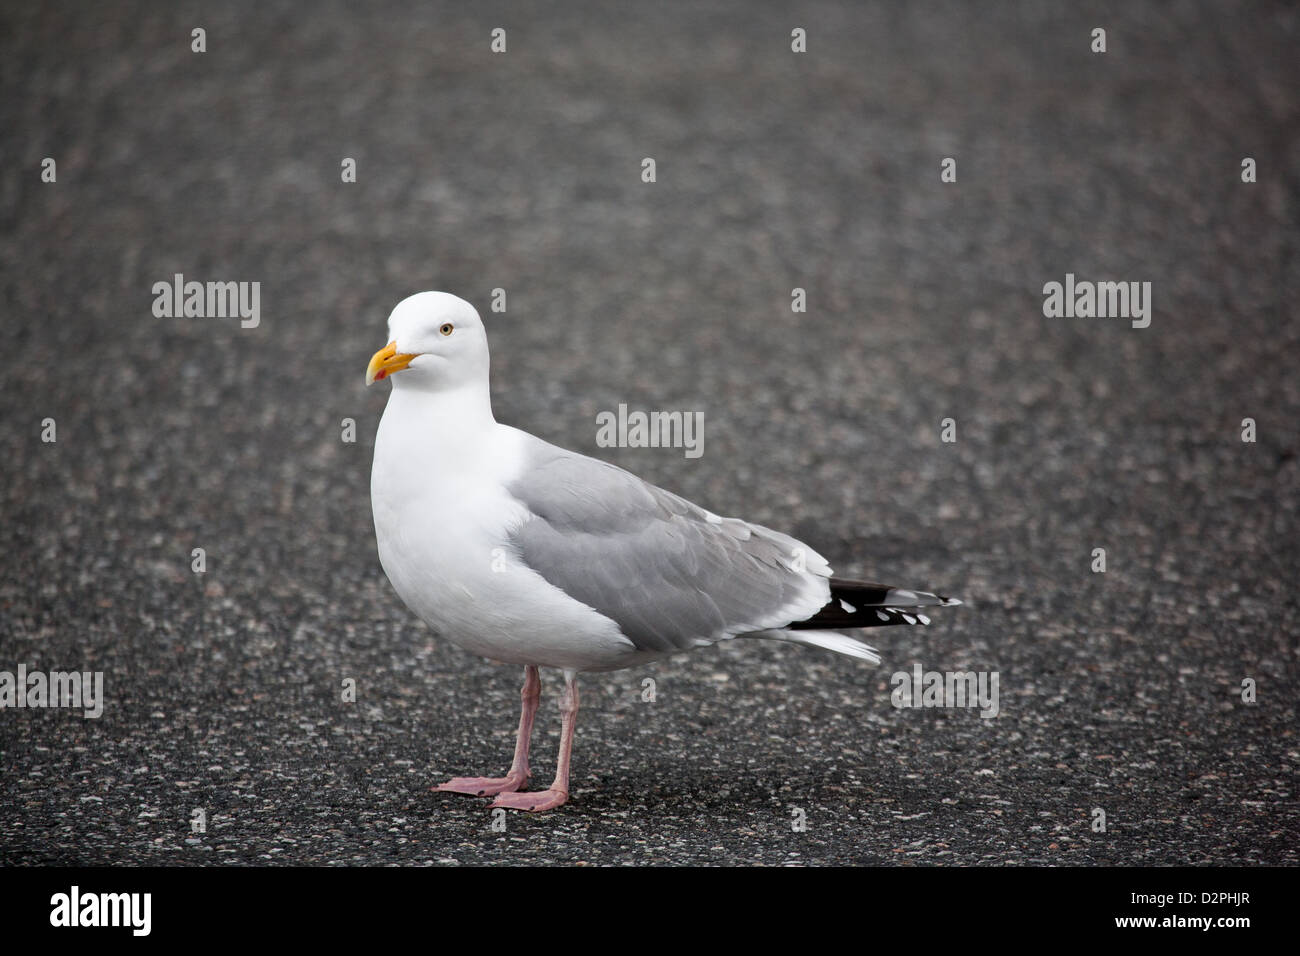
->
383, 377, 497, 447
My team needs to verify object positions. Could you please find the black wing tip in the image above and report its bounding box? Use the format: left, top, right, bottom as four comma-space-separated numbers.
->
792, 582, 964, 629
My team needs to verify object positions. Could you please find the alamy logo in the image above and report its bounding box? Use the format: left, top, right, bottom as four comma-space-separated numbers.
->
50, 886, 151, 936
1042, 273, 1151, 328
0, 665, 103, 718
151, 273, 260, 328
891, 663, 999, 718
596, 403, 704, 459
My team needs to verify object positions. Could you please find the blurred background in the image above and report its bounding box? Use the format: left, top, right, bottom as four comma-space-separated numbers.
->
1, 1, 1296, 864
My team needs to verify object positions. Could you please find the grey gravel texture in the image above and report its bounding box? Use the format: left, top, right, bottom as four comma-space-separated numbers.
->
1, 1, 1297, 865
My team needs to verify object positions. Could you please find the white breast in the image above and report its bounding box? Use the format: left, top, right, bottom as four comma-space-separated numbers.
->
370, 388, 637, 671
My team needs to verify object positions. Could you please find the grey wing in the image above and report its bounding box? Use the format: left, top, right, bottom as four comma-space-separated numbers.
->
504, 442, 833, 653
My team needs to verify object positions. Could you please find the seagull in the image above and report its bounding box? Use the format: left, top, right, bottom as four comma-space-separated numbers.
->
366, 291, 961, 812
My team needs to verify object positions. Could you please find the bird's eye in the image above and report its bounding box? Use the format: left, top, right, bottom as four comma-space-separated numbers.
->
439, 323, 454, 336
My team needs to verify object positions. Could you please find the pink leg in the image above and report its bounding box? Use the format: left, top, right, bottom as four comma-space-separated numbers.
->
492, 671, 578, 812
434, 665, 540, 797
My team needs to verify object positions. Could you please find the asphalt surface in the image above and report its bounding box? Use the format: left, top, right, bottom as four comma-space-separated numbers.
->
1, 1, 1297, 865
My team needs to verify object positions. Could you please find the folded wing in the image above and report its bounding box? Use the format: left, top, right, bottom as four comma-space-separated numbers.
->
505, 442, 833, 653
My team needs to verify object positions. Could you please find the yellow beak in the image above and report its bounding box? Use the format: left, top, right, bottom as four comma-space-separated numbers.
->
366, 341, 418, 385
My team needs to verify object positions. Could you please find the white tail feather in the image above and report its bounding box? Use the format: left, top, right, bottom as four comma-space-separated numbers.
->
764, 629, 881, 664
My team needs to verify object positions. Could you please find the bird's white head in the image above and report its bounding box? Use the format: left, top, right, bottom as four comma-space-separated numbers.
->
366, 291, 489, 391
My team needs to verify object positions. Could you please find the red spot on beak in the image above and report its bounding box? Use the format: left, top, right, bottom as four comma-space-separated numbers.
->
376, 370, 387, 380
